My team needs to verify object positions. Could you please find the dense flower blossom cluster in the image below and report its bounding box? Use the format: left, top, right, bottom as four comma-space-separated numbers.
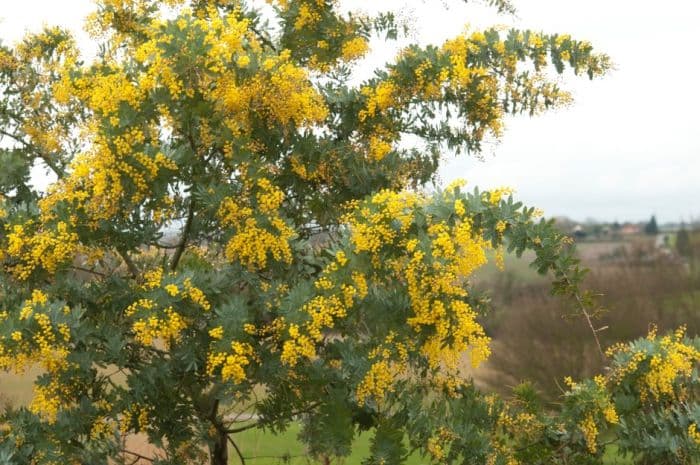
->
0, 290, 74, 423
3, 221, 79, 280
218, 177, 296, 270
273, 187, 494, 403
607, 326, 700, 402
10, 1, 689, 465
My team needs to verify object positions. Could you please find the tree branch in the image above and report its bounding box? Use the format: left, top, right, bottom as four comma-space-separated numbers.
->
571, 287, 605, 360
121, 449, 155, 463
0, 127, 66, 178
69, 265, 107, 278
117, 249, 140, 279
541, 246, 606, 360
250, 25, 278, 53
170, 197, 195, 271
225, 402, 321, 434
228, 436, 246, 465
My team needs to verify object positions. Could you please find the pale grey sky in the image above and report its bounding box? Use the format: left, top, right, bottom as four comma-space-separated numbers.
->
1, 0, 698, 223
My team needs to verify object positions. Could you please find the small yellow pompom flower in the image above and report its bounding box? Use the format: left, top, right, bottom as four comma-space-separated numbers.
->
164, 284, 179, 297
237, 55, 250, 68
209, 326, 224, 340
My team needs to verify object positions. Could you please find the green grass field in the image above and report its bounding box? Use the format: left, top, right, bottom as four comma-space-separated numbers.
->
233, 423, 632, 464
236, 422, 376, 464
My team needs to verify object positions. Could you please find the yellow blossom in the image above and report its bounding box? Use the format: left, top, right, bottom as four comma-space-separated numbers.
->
209, 326, 224, 340
164, 284, 179, 297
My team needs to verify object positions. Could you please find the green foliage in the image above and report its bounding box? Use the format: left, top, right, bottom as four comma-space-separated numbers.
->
645, 216, 659, 235
0, 1, 695, 465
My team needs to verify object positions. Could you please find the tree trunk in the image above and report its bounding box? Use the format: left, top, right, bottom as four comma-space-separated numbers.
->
210, 430, 228, 465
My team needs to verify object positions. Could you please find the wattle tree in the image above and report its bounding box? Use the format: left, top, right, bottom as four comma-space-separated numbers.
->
1, 1, 699, 464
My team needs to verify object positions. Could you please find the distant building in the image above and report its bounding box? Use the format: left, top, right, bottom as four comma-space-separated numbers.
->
572, 224, 587, 239
620, 224, 641, 235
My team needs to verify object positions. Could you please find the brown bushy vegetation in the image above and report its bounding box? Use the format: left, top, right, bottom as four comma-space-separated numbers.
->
480, 255, 700, 400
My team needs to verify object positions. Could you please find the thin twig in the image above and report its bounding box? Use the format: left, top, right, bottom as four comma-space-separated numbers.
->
250, 25, 278, 52
225, 402, 321, 434
534, 239, 606, 361
228, 436, 246, 465
570, 287, 605, 360
149, 241, 180, 249
226, 420, 262, 435
121, 449, 155, 463
69, 265, 107, 278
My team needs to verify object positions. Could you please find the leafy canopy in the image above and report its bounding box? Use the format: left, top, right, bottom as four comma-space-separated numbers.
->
3, 1, 693, 465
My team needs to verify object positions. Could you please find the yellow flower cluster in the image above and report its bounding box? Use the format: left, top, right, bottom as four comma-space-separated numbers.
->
40, 127, 176, 227
345, 190, 418, 255
208, 326, 224, 340
565, 374, 619, 444
132, 307, 187, 347
119, 404, 150, 434
368, 134, 394, 162
343, 190, 493, 390
29, 380, 63, 424
405, 219, 490, 377
294, 3, 321, 30
303, 295, 346, 341
281, 254, 369, 368
355, 359, 395, 405
256, 178, 284, 214
487, 187, 515, 205
6, 290, 75, 425
340, 36, 370, 62
72, 70, 142, 116
125, 298, 156, 317
183, 278, 211, 311
0, 48, 16, 71
0, 291, 71, 397
31, 311, 70, 373
609, 326, 700, 402
355, 334, 409, 405
354, 28, 601, 165
142, 269, 163, 289
218, 178, 294, 270
21, 118, 67, 156
209, 46, 327, 135
426, 427, 455, 461
4, 221, 79, 280
641, 328, 700, 401
90, 417, 116, 440
578, 413, 598, 453
281, 324, 317, 367
603, 404, 619, 424
164, 284, 179, 296
688, 423, 700, 445
359, 32, 516, 148
497, 409, 542, 442
207, 341, 254, 383
359, 81, 398, 122
126, 275, 211, 344
441, 34, 491, 90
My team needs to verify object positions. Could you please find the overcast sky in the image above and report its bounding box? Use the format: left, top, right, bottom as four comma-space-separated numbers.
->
1, 0, 698, 223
